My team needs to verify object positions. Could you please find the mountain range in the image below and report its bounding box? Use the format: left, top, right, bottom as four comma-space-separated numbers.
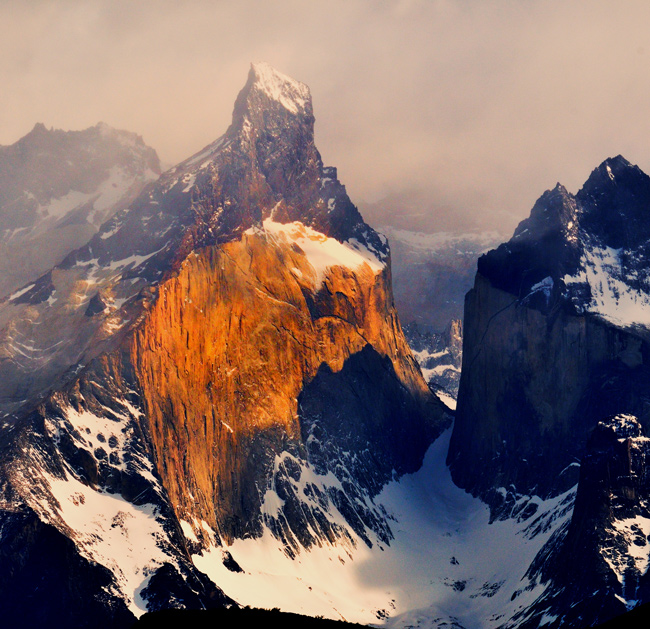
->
2, 63, 650, 629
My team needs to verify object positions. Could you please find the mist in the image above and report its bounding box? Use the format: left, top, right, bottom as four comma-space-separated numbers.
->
2, 0, 650, 233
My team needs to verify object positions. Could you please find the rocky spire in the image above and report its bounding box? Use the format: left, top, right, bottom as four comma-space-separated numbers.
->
247, 62, 312, 115
227, 62, 314, 141
577, 155, 650, 249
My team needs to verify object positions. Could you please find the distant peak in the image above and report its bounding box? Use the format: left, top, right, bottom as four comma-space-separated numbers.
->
247, 62, 311, 115
19, 122, 52, 143
95, 121, 114, 133
601, 154, 631, 168
579, 154, 648, 199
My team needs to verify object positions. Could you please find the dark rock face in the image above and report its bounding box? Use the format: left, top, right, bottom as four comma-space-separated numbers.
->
297, 345, 441, 536
0, 507, 136, 629
450, 273, 650, 505
451, 156, 650, 508
0, 351, 236, 624
515, 416, 650, 628
84, 292, 107, 317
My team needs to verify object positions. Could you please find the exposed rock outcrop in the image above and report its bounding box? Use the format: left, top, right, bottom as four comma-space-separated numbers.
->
513, 415, 650, 628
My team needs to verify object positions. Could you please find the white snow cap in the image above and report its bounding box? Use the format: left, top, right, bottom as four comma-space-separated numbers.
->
250, 62, 311, 115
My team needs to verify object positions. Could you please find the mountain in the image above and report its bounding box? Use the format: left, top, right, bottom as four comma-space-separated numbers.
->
403, 319, 462, 406
449, 155, 650, 626
0, 122, 161, 297
380, 226, 503, 401
0, 63, 449, 626
379, 226, 503, 332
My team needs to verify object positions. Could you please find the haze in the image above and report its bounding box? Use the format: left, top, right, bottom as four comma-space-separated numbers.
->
2, 0, 650, 233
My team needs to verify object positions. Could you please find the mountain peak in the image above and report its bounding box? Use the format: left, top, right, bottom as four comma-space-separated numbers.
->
21, 122, 51, 142
579, 154, 645, 196
248, 62, 311, 115
223, 63, 315, 170
596, 154, 632, 179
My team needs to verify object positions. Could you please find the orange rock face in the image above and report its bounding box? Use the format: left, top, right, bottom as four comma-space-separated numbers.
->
130, 227, 436, 542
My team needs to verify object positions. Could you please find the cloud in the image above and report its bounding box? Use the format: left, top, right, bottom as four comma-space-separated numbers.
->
2, 0, 650, 232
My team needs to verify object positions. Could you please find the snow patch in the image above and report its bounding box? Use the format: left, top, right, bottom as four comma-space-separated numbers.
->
8, 283, 35, 301
529, 276, 554, 302
180, 520, 200, 543
46, 473, 169, 616
184, 136, 227, 167
564, 245, 650, 327
436, 391, 457, 411
249, 219, 384, 287
603, 514, 650, 587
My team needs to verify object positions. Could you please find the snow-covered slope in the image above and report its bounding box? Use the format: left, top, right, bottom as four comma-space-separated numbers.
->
191, 429, 575, 628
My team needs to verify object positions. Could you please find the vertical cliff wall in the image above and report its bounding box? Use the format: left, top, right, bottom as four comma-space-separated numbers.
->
450, 272, 650, 505
130, 223, 443, 544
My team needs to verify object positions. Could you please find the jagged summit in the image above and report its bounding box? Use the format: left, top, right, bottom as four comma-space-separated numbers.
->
28, 121, 48, 135
577, 155, 650, 207
576, 155, 650, 250
580, 154, 640, 191
0, 63, 390, 417
13, 121, 150, 150
511, 182, 576, 241
175, 63, 313, 174
122, 63, 380, 263
248, 62, 311, 115
476, 155, 650, 320
228, 62, 313, 137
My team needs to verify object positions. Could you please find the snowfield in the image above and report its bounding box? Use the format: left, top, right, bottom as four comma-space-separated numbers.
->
193, 429, 575, 628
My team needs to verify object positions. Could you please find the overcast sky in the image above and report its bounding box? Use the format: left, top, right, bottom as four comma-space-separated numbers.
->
2, 0, 650, 233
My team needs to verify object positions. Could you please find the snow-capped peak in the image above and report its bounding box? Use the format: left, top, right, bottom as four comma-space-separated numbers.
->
249, 62, 311, 115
